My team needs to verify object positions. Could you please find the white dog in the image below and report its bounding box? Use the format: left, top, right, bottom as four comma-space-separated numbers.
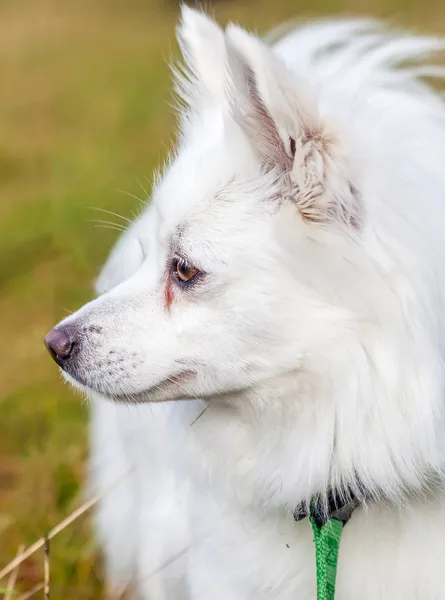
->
45, 7, 445, 599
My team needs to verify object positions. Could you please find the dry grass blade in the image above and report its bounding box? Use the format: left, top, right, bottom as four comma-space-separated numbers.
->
4, 544, 24, 600
43, 537, 49, 600
143, 546, 190, 584
190, 404, 209, 427
0, 468, 134, 582
16, 583, 44, 600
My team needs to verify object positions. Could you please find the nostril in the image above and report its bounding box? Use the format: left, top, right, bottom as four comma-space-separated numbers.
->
44, 328, 74, 363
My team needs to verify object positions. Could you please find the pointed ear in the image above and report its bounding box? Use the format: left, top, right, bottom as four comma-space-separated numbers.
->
225, 24, 319, 167
225, 25, 361, 229
176, 6, 226, 102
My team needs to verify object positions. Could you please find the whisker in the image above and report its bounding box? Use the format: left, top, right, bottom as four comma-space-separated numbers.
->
136, 177, 150, 199
90, 219, 127, 231
91, 221, 127, 233
87, 206, 132, 224
115, 188, 145, 204
92, 225, 127, 233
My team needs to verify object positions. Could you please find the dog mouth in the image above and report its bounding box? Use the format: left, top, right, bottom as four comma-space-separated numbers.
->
63, 368, 196, 403
108, 370, 196, 403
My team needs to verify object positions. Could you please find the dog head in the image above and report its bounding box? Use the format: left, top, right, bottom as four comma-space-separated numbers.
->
46, 8, 361, 404
45, 8, 445, 501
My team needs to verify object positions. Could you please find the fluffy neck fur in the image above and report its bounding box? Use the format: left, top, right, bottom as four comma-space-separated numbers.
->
188, 315, 444, 517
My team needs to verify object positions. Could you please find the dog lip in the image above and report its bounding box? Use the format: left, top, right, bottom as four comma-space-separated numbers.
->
106, 369, 196, 402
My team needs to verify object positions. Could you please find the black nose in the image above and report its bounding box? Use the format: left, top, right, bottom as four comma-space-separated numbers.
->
44, 327, 74, 365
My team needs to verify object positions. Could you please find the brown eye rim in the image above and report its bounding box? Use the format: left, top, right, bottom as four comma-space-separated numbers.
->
172, 256, 200, 286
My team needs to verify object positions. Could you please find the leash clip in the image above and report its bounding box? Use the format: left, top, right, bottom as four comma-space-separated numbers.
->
293, 489, 360, 527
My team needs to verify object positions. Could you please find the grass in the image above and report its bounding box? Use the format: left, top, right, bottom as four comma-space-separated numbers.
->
0, 0, 444, 596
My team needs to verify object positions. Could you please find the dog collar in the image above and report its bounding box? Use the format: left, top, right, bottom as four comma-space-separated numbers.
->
294, 490, 361, 600
293, 488, 361, 527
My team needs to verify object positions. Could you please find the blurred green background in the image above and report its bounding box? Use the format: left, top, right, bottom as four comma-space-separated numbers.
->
0, 0, 443, 597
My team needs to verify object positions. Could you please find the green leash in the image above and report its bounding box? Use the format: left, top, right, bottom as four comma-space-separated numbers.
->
295, 490, 359, 599
309, 515, 344, 600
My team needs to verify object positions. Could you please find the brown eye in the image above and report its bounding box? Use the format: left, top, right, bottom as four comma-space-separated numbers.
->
173, 257, 198, 285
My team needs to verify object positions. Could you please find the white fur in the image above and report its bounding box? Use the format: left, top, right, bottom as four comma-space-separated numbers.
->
57, 7, 445, 598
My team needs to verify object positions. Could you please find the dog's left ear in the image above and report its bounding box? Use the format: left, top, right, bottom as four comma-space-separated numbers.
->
225, 25, 360, 228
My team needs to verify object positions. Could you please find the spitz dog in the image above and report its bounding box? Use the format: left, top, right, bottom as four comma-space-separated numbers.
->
46, 7, 445, 599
